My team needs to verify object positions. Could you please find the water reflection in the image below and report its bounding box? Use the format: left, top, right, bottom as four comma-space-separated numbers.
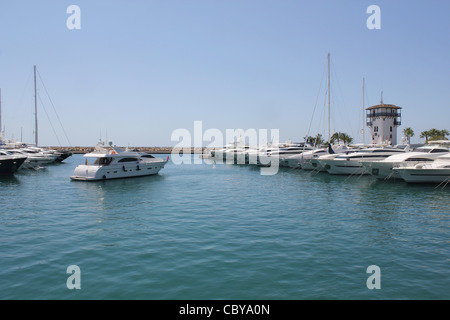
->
0, 175, 21, 186
72, 174, 166, 207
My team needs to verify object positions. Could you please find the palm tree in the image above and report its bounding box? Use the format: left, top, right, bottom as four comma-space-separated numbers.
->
330, 132, 353, 145
428, 129, 449, 141
306, 136, 315, 145
440, 129, 449, 138
314, 134, 324, 147
330, 132, 341, 144
307, 134, 324, 147
420, 130, 431, 142
420, 128, 449, 142
402, 127, 414, 144
340, 133, 353, 145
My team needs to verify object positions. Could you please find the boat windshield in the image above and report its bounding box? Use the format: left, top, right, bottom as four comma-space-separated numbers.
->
93, 157, 113, 166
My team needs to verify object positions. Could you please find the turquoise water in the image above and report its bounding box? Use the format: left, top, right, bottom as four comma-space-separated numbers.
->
0, 154, 449, 300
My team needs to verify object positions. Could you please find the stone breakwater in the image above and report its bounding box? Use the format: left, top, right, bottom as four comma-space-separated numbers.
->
47, 146, 205, 154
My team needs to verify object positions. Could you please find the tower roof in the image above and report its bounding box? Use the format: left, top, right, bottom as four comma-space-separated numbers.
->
366, 104, 402, 110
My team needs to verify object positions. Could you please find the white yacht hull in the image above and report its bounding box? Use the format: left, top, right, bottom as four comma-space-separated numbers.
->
309, 159, 327, 172
361, 152, 448, 180
25, 156, 57, 167
257, 154, 279, 167
71, 161, 167, 181
362, 160, 438, 180
299, 160, 316, 170
321, 159, 368, 175
361, 161, 400, 180
279, 156, 301, 168
394, 168, 450, 183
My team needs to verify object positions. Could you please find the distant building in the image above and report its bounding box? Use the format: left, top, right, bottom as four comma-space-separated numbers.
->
366, 103, 402, 145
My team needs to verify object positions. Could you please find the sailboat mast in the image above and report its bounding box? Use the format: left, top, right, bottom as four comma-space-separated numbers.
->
327, 53, 331, 142
362, 78, 365, 144
34, 65, 38, 146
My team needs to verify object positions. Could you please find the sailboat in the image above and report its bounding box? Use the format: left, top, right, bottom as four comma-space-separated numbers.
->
295, 53, 348, 170
27, 66, 72, 163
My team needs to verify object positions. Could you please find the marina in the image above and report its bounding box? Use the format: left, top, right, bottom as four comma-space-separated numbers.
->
1, 1, 449, 303
0, 61, 449, 301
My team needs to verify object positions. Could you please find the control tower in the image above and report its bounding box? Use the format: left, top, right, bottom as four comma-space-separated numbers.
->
366, 99, 402, 145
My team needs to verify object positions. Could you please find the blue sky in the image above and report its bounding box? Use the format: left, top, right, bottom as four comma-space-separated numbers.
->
0, 0, 449, 147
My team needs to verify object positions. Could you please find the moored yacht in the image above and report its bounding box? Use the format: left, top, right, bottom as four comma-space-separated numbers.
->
210, 142, 240, 161
223, 145, 256, 164
0, 150, 27, 175
6, 148, 57, 168
70, 142, 168, 181
40, 147, 72, 163
258, 143, 314, 167
361, 144, 449, 180
284, 144, 348, 169
320, 146, 408, 175
311, 146, 367, 172
394, 153, 450, 184
310, 153, 339, 172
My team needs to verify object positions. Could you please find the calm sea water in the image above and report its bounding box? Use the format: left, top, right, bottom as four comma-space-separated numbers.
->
0, 153, 449, 300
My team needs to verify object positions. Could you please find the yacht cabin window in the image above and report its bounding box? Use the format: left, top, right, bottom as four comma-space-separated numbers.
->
94, 157, 113, 165
430, 148, 449, 153
118, 158, 139, 163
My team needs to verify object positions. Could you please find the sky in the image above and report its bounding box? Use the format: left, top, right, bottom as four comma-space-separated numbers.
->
0, 0, 449, 147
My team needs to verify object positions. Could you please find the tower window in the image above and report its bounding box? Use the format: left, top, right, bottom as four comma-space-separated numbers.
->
390, 126, 393, 132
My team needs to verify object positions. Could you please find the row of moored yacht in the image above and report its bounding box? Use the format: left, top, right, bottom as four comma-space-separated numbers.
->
202, 140, 450, 184
0, 146, 72, 175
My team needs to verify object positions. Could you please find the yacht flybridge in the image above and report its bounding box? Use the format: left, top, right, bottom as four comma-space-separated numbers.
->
70, 142, 168, 181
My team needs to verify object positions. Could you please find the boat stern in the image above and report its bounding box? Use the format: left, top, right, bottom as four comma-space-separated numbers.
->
70, 165, 101, 181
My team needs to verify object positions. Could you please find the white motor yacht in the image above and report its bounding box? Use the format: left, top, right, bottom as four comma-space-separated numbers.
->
361, 145, 449, 180
394, 153, 450, 184
210, 142, 240, 161
70, 142, 168, 181
311, 146, 367, 172
223, 145, 256, 164
280, 148, 328, 169
37, 147, 72, 163
320, 146, 407, 175
283, 144, 349, 169
310, 153, 338, 172
258, 143, 315, 167
6, 148, 57, 168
